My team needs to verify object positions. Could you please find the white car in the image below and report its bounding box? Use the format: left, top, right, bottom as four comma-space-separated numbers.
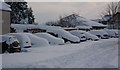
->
47, 29, 80, 43
89, 30, 109, 39
35, 33, 64, 45
0, 35, 21, 53
70, 30, 99, 41
103, 29, 116, 38
112, 30, 119, 38
69, 30, 87, 42
7, 33, 31, 48
25, 33, 49, 47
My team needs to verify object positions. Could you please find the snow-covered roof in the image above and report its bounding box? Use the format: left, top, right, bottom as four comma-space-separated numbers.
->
0, 2, 11, 11
61, 14, 107, 27
75, 15, 107, 27
101, 15, 112, 22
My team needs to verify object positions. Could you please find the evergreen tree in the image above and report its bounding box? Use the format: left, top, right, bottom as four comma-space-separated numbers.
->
5, 1, 35, 24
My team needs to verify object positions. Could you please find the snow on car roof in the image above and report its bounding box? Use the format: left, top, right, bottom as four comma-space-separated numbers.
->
47, 29, 80, 42
75, 26, 92, 29
25, 33, 49, 47
0, 2, 11, 11
35, 33, 64, 45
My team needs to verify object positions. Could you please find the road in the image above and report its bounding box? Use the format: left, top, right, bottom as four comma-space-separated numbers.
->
2, 38, 118, 68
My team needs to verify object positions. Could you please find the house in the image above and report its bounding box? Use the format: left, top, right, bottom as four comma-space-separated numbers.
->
59, 14, 106, 30
107, 12, 120, 29
0, 2, 11, 35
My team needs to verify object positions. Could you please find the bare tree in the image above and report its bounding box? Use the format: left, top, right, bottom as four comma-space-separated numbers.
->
107, 2, 119, 15
102, 2, 119, 16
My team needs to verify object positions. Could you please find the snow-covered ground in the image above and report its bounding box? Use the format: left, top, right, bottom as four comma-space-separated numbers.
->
2, 38, 118, 68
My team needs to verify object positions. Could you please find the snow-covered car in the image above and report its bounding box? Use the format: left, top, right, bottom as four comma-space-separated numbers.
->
89, 30, 109, 39
112, 30, 119, 38
35, 33, 64, 45
25, 33, 49, 47
0, 35, 21, 53
71, 30, 99, 41
85, 32, 99, 41
103, 29, 116, 38
47, 29, 80, 43
69, 30, 87, 42
7, 33, 31, 48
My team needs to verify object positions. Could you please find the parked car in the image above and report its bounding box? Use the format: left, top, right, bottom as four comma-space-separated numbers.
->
69, 30, 87, 42
112, 30, 119, 38
7, 33, 31, 48
0, 35, 21, 53
35, 33, 64, 45
70, 30, 99, 41
47, 29, 80, 43
89, 30, 109, 39
25, 33, 49, 47
103, 29, 116, 38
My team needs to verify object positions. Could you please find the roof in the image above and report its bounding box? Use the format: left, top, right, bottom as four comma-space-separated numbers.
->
0, 2, 11, 11
60, 14, 106, 27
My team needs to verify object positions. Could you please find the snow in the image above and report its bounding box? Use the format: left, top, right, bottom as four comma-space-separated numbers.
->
2, 38, 118, 68
35, 33, 64, 45
89, 30, 109, 38
20, 18, 29, 24
11, 24, 62, 33
72, 30, 99, 41
47, 29, 80, 43
25, 33, 49, 47
103, 29, 116, 37
0, 2, 11, 11
69, 30, 86, 41
61, 14, 106, 27
0, 54, 2, 70
11, 24, 38, 32
76, 15, 107, 27
75, 25, 92, 29
6, 33, 31, 48
85, 32, 99, 40
0, 35, 20, 46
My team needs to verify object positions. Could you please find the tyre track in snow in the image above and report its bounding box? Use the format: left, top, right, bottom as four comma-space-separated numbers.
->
61, 40, 118, 68
27, 39, 118, 68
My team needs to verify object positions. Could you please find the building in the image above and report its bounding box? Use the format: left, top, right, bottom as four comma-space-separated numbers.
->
0, 2, 11, 35
107, 12, 120, 29
59, 14, 106, 30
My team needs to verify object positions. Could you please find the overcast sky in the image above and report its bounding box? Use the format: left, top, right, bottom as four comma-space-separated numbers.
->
28, 2, 109, 24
